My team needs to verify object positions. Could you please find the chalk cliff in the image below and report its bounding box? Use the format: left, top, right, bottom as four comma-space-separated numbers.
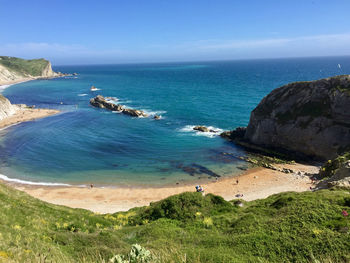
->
0, 56, 60, 85
0, 94, 17, 121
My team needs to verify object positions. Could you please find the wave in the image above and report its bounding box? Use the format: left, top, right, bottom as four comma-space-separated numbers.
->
141, 110, 167, 116
0, 84, 12, 92
179, 125, 223, 138
0, 173, 72, 186
78, 93, 88, 96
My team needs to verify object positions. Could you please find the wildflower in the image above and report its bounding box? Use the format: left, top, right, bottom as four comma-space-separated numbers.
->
342, 210, 348, 217
63, 223, 69, 228
312, 228, 322, 235
96, 223, 102, 228
203, 217, 213, 228
55, 222, 61, 229
0, 251, 8, 258
195, 212, 202, 217
12, 225, 21, 230
113, 225, 121, 230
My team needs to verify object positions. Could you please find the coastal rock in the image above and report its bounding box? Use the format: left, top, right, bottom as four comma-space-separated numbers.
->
90, 95, 148, 117
154, 115, 161, 120
90, 95, 123, 111
220, 127, 246, 140
193, 126, 218, 133
243, 75, 350, 160
122, 108, 148, 117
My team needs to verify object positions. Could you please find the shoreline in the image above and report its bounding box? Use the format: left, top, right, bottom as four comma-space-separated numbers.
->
0, 74, 69, 88
0, 107, 60, 130
5, 162, 319, 214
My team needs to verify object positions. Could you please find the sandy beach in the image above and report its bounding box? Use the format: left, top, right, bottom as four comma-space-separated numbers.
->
9, 163, 319, 214
0, 107, 60, 129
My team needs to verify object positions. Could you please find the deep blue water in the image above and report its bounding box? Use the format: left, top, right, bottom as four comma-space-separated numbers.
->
0, 57, 349, 186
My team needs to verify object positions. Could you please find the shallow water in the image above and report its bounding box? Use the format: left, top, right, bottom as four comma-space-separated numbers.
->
0, 57, 349, 185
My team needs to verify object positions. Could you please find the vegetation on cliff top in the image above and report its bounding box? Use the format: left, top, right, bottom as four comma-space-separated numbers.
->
0, 56, 50, 77
0, 182, 349, 262
320, 152, 350, 179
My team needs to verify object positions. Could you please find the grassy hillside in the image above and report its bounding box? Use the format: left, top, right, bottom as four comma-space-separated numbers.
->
0, 183, 349, 262
0, 56, 50, 77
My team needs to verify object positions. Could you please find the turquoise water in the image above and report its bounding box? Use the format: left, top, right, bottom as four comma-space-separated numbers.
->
0, 57, 349, 186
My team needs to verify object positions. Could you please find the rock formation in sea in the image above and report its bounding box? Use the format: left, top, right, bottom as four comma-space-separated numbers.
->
193, 126, 218, 133
0, 56, 66, 85
222, 75, 350, 161
90, 95, 148, 117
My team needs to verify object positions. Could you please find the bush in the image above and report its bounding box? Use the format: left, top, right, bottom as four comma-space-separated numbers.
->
109, 244, 153, 263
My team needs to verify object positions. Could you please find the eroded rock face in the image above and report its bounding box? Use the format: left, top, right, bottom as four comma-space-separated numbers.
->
220, 127, 246, 140
90, 95, 147, 117
244, 75, 350, 160
0, 95, 17, 121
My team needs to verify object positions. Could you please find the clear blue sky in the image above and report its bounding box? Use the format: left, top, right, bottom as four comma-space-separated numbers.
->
0, 0, 349, 65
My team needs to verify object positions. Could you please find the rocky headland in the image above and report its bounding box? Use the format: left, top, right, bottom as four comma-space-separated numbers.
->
221, 75, 350, 189
90, 95, 148, 117
0, 56, 68, 86
222, 75, 350, 161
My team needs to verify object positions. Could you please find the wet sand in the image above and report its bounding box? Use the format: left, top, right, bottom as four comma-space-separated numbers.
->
11, 163, 319, 214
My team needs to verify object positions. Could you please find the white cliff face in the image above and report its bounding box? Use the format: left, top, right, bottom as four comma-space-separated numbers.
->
0, 64, 24, 83
0, 95, 17, 121
41, 62, 57, 77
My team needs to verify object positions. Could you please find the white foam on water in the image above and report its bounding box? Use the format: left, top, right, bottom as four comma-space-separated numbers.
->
0, 84, 11, 92
0, 173, 72, 186
141, 109, 167, 116
179, 125, 223, 138
78, 93, 88, 96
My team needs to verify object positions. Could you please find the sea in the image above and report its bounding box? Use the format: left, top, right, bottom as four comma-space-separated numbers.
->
0, 56, 349, 186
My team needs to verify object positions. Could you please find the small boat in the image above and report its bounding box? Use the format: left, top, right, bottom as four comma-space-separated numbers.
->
90, 85, 98, 91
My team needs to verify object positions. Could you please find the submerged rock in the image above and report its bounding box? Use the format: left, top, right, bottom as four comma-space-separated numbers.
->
90, 95, 148, 118
153, 115, 161, 120
241, 75, 350, 160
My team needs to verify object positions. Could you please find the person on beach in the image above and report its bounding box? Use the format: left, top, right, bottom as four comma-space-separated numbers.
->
236, 179, 239, 185
90, 184, 94, 189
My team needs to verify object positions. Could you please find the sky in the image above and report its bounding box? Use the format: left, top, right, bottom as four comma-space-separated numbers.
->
0, 0, 350, 65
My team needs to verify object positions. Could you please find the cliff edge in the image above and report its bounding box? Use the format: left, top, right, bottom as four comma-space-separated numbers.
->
0, 56, 61, 85
0, 94, 17, 121
244, 75, 350, 160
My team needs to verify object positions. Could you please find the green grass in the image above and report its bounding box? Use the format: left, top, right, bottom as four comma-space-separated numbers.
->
0, 182, 349, 262
0, 56, 50, 77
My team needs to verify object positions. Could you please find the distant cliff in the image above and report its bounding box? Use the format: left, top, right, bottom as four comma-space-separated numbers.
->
0, 94, 17, 121
0, 56, 61, 85
222, 75, 350, 161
